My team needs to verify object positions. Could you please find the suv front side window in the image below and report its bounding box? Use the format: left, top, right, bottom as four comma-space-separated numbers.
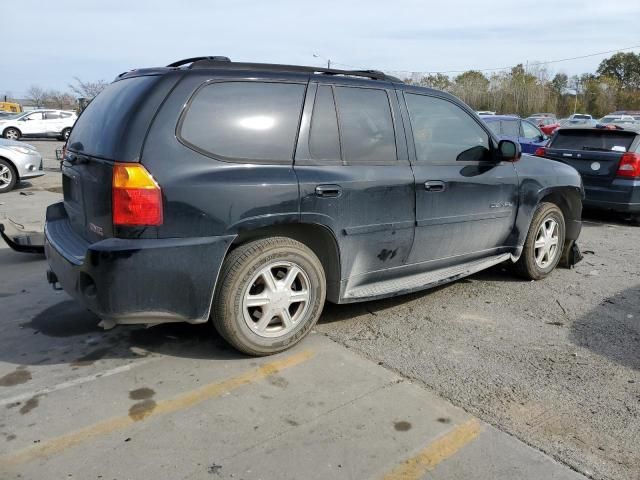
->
405, 93, 491, 163
179, 81, 306, 163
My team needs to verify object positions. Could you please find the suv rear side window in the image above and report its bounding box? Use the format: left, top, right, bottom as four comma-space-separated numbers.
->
334, 86, 396, 163
180, 81, 306, 162
405, 93, 491, 163
500, 120, 520, 137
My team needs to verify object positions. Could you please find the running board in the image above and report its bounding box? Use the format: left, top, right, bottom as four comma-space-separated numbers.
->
344, 253, 511, 301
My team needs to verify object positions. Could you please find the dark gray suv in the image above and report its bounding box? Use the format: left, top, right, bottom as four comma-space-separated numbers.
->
45, 57, 583, 355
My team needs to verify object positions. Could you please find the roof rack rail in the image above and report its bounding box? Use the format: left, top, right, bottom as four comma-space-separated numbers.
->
167, 56, 231, 68
167, 57, 403, 83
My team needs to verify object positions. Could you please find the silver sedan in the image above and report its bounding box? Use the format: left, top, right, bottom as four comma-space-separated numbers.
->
0, 138, 44, 193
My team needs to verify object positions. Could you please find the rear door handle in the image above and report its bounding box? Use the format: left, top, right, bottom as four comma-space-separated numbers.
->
315, 184, 342, 198
424, 180, 446, 192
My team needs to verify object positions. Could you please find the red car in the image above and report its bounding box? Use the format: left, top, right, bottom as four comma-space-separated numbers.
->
527, 116, 559, 135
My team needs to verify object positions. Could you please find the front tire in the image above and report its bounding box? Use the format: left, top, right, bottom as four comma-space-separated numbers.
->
0, 159, 17, 193
212, 237, 326, 356
514, 202, 565, 280
3, 128, 20, 140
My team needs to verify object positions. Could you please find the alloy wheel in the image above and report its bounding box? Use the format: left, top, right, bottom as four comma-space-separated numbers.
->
242, 261, 311, 338
534, 217, 559, 268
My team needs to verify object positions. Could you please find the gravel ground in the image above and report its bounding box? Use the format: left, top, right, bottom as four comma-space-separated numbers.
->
318, 215, 640, 480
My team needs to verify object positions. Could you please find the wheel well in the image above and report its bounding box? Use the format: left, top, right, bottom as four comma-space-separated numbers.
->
2, 126, 21, 137
230, 224, 341, 302
539, 188, 581, 223
0, 156, 19, 181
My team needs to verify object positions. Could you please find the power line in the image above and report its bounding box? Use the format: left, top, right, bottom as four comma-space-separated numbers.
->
345, 43, 640, 76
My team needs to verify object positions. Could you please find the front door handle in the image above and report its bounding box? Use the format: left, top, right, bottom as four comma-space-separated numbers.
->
315, 184, 342, 198
424, 180, 446, 192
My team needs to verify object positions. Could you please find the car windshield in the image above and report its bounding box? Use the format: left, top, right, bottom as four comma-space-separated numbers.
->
572, 114, 591, 120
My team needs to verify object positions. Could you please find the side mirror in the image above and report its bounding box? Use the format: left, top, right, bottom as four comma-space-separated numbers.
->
498, 139, 521, 162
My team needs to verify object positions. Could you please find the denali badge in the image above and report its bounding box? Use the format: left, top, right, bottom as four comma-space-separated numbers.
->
89, 223, 104, 236
490, 201, 514, 208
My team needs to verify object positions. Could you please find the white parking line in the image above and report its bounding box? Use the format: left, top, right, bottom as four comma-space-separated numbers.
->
0, 357, 158, 407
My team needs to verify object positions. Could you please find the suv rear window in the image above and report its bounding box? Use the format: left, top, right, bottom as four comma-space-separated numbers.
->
68, 76, 160, 159
180, 81, 306, 162
551, 130, 636, 152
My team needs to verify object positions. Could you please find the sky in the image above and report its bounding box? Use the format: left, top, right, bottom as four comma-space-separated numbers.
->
2, 0, 640, 97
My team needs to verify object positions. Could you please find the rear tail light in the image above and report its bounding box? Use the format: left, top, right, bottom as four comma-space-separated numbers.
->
616, 152, 640, 178
534, 147, 547, 157
112, 163, 163, 226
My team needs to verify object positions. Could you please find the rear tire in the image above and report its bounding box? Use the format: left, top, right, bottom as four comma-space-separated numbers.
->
212, 237, 326, 356
3, 128, 20, 140
0, 159, 17, 193
61, 128, 71, 141
514, 202, 565, 280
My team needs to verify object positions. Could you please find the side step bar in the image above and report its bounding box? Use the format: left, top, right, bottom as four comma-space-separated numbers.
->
344, 253, 512, 301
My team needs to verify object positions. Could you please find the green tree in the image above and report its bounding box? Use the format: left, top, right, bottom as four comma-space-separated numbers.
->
597, 52, 640, 89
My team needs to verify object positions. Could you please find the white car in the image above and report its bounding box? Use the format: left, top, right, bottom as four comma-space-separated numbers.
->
0, 109, 77, 141
0, 138, 44, 193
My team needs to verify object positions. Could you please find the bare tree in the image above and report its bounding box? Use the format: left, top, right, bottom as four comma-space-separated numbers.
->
26, 85, 48, 107
68, 77, 108, 99
46, 90, 76, 110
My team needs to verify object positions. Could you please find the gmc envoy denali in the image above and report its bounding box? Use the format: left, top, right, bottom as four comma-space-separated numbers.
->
45, 57, 583, 355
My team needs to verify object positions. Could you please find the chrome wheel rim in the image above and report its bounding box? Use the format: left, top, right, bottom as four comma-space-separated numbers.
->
63, 129, 70, 140
534, 217, 559, 268
242, 261, 311, 338
0, 165, 12, 188
5, 129, 18, 140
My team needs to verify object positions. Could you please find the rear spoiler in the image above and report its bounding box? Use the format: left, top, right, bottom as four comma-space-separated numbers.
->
0, 220, 45, 254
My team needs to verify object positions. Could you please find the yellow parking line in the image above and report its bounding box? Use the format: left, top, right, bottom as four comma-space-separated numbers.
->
0, 349, 314, 467
382, 418, 482, 480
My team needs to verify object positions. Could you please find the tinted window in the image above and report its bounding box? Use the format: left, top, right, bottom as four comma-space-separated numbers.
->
405, 93, 491, 163
44, 111, 61, 120
551, 130, 635, 152
334, 87, 396, 163
309, 85, 340, 160
60, 112, 72, 118
500, 120, 520, 136
521, 121, 541, 139
181, 82, 305, 162
68, 76, 159, 159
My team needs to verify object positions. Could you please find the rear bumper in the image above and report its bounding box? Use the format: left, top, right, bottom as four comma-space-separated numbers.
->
44, 202, 234, 325
583, 179, 640, 213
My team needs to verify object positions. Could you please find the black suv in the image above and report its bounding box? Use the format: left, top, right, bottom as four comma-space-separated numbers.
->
535, 125, 640, 223
45, 57, 583, 355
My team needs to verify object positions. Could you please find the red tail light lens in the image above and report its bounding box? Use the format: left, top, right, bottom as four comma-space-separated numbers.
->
617, 152, 640, 178
534, 147, 546, 157
112, 163, 163, 226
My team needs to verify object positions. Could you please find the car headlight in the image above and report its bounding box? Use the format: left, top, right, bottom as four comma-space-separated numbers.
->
6, 146, 35, 155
